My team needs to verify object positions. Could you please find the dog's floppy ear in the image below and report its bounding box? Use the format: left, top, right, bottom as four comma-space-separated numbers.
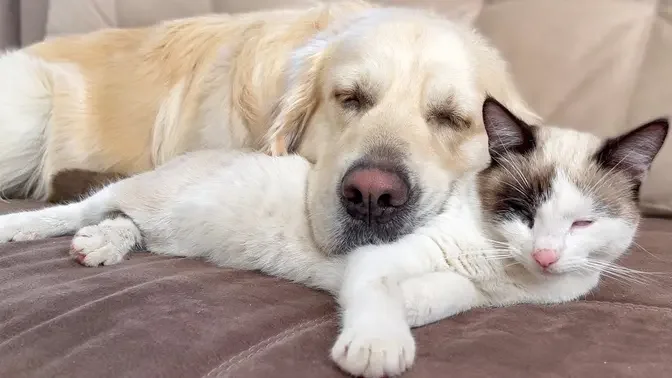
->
264, 38, 329, 156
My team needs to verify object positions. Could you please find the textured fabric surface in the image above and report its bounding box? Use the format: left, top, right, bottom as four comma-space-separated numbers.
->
36, 0, 672, 214
0, 0, 48, 49
1, 200, 672, 378
0, 0, 20, 48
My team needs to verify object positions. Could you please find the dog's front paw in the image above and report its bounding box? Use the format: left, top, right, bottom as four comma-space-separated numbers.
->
70, 224, 131, 267
331, 318, 415, 378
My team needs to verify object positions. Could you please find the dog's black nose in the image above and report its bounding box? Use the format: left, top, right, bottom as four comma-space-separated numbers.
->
341, 166, 410, 224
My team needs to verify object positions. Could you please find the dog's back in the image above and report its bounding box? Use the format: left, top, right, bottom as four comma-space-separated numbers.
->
0, 1, 374, 201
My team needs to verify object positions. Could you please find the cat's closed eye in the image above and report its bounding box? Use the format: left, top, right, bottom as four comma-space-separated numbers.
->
571, 220, 594, 228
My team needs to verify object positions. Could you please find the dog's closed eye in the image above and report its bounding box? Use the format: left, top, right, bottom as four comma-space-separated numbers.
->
426, 105, 470, 130
334, 84, 374, 112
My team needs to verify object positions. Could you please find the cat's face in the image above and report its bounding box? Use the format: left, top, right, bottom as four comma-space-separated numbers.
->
478, 98, 668, 277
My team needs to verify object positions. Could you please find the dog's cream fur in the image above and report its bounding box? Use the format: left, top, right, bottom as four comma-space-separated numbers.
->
0, 2, 537, 251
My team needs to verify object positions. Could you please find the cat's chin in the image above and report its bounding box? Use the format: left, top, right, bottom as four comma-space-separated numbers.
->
520, 263, 572, 278
540, 267, 567, 276
538, 264, 594, 278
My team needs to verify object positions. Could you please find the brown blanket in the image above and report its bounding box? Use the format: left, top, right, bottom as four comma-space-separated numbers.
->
1, 200, 671, 378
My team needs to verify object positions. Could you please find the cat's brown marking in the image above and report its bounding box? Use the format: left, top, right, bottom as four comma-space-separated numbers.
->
478, 155, 554, 227
571, 165, 640, 222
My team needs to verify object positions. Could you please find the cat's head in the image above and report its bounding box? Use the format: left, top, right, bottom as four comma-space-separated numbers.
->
478, 97, 668, 277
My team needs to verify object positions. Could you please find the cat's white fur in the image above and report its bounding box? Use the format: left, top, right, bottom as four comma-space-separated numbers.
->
0, 150, 347, 293
0, 102, 666, 377
331, 133, 631, 377
329, 102, 668, 376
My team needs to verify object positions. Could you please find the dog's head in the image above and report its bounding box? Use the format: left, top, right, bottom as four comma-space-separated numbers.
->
267, 8, 540, 255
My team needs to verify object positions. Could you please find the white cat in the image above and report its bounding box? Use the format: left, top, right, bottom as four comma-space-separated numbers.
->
0, 98, 666, 378
330, 99, 668, 377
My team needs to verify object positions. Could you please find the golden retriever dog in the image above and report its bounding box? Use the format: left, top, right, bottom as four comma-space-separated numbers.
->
0, 1, 539, 254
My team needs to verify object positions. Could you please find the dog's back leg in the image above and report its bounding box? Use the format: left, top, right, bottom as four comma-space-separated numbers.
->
0, 50, 54, 200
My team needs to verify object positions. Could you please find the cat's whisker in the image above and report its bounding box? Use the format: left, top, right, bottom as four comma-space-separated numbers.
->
499, 153, 531, 189
631, 241, 663, 261
609, 265, 663, 278
560, 258, 591, 274
484, 243, 512, 250
598, 269, 650, 286
607, 271, 650, 287
503, 261, 522, 269
591, 187, 637, 209
585, 151, 633, 197
479, 238, 514, 248
489, 196, 536, 216
456, 254, 514, 262
567, 262, 606, 277
457, 249, 514, 254
597, 270, 639, 287
583, 259, 656, 286
587, 258, 660, 277
513, 168, 531, 190
454, 253, 512, 259
587, 155, 628, 194
491, 152, 528, 195
468, 257, 514, 264
455, 254, 513, 260
579, 260, 622, 277
500, 180, 528, 198
610, 271, 659, 286
583, 263, 642, 286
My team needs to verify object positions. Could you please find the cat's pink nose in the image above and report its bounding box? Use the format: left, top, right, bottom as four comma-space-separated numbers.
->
533, 249, 558, 268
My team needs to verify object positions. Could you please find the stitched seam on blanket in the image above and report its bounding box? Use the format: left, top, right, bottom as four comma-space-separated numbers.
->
61, 257, 206, 284
580, 300, 672, 313
203, 314, 335, 378
0, 271, 208, 348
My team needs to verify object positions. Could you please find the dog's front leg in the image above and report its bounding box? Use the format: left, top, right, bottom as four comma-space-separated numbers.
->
331, 233, 443, 378
399, 271, 484, 327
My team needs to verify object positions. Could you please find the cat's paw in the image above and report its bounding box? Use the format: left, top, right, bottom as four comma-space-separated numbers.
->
0, 214, 43, 243
70, 218, 139, 267
331, 318, 415, 378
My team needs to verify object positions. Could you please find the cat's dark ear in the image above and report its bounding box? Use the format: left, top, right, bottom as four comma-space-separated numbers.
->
594, 118, 669, 182
482, 96, 537, 160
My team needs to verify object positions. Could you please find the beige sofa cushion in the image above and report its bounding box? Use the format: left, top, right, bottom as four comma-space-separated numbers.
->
44, 0, 672, 215
475, 0, 672, 216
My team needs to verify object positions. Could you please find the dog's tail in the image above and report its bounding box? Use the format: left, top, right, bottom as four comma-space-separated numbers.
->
0, 50, 54, 200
